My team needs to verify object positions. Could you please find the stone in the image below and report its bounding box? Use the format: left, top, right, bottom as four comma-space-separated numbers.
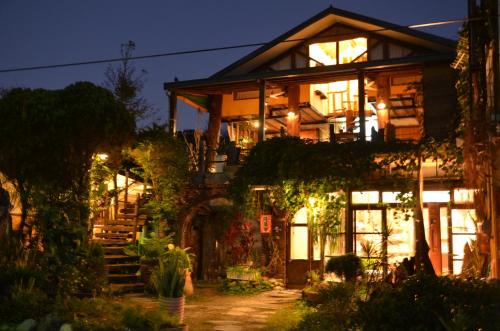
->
16, 319, 36, 331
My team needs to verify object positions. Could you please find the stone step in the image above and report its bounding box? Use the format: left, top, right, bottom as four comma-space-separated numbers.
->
101, 225, 136, 232
95, 239, 131, 246
104, 255, 138, 264
105, 263, 141, 272
95, 232, 131, 239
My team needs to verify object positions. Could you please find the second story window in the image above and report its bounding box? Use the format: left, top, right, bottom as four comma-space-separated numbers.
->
309, 37, 367, 67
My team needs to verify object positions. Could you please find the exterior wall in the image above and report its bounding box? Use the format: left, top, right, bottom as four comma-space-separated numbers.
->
423, 63, 458, 139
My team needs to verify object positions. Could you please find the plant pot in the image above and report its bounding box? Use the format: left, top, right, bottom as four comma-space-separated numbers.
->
159, 295, 185, 323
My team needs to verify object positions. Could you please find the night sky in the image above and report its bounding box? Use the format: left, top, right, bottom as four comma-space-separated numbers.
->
0, 0, 467, 130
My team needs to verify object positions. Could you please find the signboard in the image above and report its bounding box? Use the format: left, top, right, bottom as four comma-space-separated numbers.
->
260, 214, 272, 233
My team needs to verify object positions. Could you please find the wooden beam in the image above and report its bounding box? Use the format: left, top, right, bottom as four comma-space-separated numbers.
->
168, 90, 177, 135
206, 94, 223, 171
286, 84, 301, 136
258, 80, 266, 142
358, 70, 366, 141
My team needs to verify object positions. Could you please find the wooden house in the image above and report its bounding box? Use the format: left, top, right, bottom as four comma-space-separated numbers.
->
164, 7, 478, 286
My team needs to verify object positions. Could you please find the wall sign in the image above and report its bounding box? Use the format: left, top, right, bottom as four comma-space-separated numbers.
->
260, 214, 272, 233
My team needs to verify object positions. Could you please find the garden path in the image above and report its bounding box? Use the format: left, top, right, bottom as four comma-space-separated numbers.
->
126, 286, 301, 330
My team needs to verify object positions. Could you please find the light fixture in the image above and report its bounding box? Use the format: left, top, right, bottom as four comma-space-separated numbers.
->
253, 121, 260, 128
287, 111, 296, 118
376, 100, 386, 110
96, 153, 108, 161
308, 196, 317, 207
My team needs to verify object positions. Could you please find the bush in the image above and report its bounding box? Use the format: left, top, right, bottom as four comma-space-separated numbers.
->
264, 301, 313, 331
358, 274, 500, 331
220, 279, 273, 295
325, 254, 364, 282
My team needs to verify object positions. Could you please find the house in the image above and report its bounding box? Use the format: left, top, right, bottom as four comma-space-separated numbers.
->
164, 7, 480, 286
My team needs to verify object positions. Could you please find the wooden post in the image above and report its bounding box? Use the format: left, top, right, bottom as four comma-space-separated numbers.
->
358, 70, 366, 141
124, 169, 129, 212
286, 84, 301, 137
258, 80, 266, 142
168, 90, 178, 136
206, 94, 223, 172
345, 190, 353, 253
376, 74, 391, 131
132, 194, 140, 244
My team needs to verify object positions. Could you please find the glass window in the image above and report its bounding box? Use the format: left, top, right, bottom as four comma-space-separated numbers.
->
290, 227, 308, 260
423, 191, 450, 203
454, 189, 475, 203
387, 208, 414, 264
339, 38, 368, 64
451, 209, 476, 233
352, 191, 379, 204
292, 207, 308, 224
309, 42, 337, 67
355, 209, 382, 233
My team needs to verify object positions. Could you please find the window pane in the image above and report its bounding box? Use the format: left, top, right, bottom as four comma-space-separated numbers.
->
325, 234, 345, 257
423, 191, 450, 203
452, 209, 476, 233
355, 209, 382, 232
352, 191, 379, 204
387, 208, 414, 264
290, 226, 308, 260
454, 189, 475, 203
339, 38, 367, 64
355, 233, 383, 257
313, 236, 321, 261
309, 42, 337, 67
292, 207, 308, 224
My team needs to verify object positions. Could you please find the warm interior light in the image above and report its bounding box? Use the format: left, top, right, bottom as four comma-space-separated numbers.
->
308, 196, 317, 206
287, 111, 296, 118
377, 101, 386, 110
96, 153, 108, 160
253, 121, 260, 128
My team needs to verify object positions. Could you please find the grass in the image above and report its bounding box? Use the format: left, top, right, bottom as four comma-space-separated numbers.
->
263, 301, 314, 331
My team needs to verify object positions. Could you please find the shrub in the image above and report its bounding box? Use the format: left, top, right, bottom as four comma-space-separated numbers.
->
358, 274, 500, 331
325, 254, 364, 282
220, 279, 273, 295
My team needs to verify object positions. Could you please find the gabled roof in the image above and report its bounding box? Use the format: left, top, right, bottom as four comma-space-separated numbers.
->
212, 6, 456, 78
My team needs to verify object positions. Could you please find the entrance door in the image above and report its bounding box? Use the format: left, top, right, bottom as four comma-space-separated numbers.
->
287, 207, 320, 286
423, 204, 449, 275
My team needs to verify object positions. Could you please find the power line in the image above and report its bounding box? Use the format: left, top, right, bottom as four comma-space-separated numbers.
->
0, 15, 491, 74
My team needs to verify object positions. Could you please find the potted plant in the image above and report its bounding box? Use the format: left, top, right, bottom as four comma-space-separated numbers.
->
150, 245, 192, 323
325, 253, 364, 282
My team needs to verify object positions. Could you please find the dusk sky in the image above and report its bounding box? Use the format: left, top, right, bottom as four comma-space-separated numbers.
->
0, 1, 467, 130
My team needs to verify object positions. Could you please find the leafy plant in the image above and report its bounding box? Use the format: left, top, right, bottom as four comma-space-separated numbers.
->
325, 254, 364, 282
150, 245, 192, 298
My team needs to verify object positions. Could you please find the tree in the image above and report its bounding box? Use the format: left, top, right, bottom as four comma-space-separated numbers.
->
0, 82, 135, 242
104, 40, 152, 120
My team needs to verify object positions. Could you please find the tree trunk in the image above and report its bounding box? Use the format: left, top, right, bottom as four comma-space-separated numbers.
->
414, 156, 435, 275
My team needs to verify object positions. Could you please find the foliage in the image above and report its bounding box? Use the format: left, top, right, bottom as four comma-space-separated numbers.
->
296, 282, 358, 331
222, 220, 255, 266
104, 40, 152, 120
226, 265, 262, 281
150, 245, 192, 298
128, 124, 190, 228
264, 301, 313, 331
219, 279, 273, 295
124, 232, 175, 264
325, 254, 364, 282
0, 82, 134, 244
358, 274, 500, 331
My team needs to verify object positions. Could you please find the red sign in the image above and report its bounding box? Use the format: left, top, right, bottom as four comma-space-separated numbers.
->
260, 214, 272, 233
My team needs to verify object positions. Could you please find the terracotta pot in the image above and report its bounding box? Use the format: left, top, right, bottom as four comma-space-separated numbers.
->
159, 295, 185, 323
184, 271, 194, 296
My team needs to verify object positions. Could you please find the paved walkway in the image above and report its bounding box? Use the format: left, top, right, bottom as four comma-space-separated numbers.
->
127, 287, 301, 331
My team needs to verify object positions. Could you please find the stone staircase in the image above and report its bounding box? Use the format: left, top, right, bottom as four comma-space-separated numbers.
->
93, 201, 147, 294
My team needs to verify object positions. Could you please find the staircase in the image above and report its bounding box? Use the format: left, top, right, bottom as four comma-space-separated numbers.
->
93, 199, 147, 294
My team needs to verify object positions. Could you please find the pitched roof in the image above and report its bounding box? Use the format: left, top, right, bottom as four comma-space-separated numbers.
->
211, 6, 456, 78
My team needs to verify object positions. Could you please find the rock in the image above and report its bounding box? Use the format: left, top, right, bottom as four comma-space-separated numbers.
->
16, 319, 36, 331
59, 324, 73, 331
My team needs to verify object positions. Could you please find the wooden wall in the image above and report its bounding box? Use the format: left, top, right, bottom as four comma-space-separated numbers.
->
423, 63, 458, 139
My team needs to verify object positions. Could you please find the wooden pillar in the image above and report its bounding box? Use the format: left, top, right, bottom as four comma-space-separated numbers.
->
168, 90, 177, 136
286, 84, 301, 137
345, 190, 353, 253
357, 71, 366, 141
258, 80, 266, 142
376, 75, 391, 129
206, 94, 223, 172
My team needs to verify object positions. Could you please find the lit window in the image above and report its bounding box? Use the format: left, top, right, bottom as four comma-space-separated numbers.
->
339, 38, 367, 64
309, 42, 337, 67
352, 191, 379, 204
290, 227, 308, 260
292, 207, 308, 224
422, 191, 450, 203
453, 189, 475, 203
